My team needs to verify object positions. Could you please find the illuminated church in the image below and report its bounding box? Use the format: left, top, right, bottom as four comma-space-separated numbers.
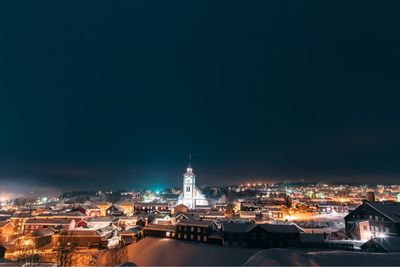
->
177, 162, 209, 209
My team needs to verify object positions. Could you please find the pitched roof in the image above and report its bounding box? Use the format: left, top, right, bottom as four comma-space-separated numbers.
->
257, 223, 302, 233
86, 216, 116, 222
11, 212, 32, 218
59, 229, 100, 237
30, 228, 55, 237
176, 219, 214, 228
143, 223, 176, 232
64, 211, 86, 217
0, 221, 9, 228
365, 202, 400, 222
300, 233, 325, 243
362, 237, 400, 252
25, 218, 73, 225
222, 222, 256, 233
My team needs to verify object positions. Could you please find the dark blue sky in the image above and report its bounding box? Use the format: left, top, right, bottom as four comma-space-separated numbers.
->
0, 1, 399, 191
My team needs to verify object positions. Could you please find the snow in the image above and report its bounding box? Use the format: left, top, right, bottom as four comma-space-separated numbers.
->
106, 237, 259, 266
97, 237, 400, 266
244, 248, 400, 266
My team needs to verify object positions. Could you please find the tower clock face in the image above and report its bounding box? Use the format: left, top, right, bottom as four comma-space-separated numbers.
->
185, 177, 192, 184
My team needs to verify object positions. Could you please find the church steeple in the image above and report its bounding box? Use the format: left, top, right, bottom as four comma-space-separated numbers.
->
187, 153, 192, 172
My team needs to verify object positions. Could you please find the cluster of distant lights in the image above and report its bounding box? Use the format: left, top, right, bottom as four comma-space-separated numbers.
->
240, 183, 269, 187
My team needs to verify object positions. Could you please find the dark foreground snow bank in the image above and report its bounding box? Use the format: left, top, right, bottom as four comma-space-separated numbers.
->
243, 248, 400, 266
98, 238, 400, 266
124, 238, 259, 266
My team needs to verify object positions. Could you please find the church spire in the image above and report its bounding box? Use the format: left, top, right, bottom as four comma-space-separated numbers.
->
187, 153, 193, 172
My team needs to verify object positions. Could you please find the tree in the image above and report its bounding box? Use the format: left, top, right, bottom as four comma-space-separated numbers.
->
107, 246, 127, 266
16, 239, 44, 266
55, 231, 76, 266
224, 204, 235, 218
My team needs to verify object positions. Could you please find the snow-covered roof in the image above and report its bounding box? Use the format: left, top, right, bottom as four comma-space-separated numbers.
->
362, 237, 400, 252
222, 222, 256, 233
365, 202, 400, 222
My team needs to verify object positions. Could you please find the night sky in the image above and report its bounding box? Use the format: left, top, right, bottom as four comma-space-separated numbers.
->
1, 1, 400, 193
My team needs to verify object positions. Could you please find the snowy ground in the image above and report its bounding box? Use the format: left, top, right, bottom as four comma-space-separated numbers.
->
110, 238, 259, 266
244, 248, 400, 266
97, 237, 400, 266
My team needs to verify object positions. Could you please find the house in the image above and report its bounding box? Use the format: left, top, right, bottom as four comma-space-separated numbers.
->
317, 204, 348, 214
134, 203, 170, 214
76, 206, 101, 217
96, 202, 112, 216
222, 222, 256, 247
0, 222, 15, 242
118, 202, 135, 216
222, 222, 301, 248
121, 226, 143, 244
148, 213, 174, 225
9, 212, 32, 235
118, 216, 146, 228
16, 228, 55, 250
106, 204, 124, 216
143, 223, 176, 238
239, 211, 257, 220
173, 204, 189, 214
85, 216, 117, 229
176, 220, 217, 242
361, 237, 400, 252
241, 202, 262, 211
52, 225, 120, 249
265, 207, 284, 219
203, 210, 226, 220
36, 210, 86, 222
23, 218, 76, 234
345, 201, 400, 240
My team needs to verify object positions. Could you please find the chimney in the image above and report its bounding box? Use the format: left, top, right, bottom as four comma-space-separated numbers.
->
366, 191, 375, 202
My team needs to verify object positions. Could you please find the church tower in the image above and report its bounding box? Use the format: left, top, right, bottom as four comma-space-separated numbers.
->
182, 162, 196, 209
177, 156, 209, 209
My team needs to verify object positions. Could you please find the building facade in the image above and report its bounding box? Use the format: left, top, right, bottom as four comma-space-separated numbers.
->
177, 163, 208, 209
345, 201, 400, 241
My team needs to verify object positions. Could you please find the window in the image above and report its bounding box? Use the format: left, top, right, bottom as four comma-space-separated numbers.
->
375, 216, 379, 221
384, 227, 389, 233
190, 234, 194, 240
203, 236, 207, 242
197, 228, 201, 233
197, 236, 201, 241
363, 226, 367, 230
369, 215, 373, 220
261, 233, 266, 240
184, 234, 187, 239
191, 227, 194, 232
186, 186, 191, 192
